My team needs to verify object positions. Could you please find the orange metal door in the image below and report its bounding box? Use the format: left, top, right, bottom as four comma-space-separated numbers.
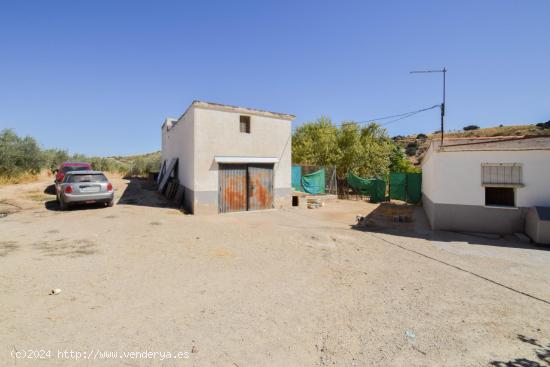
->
247, 164, 274, 211
219, 164, 247, 213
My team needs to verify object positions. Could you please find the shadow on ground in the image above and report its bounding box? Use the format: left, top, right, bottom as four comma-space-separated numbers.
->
490, 335, 550, 367
117, 178, 174, 208
44, 200, 110, 211
41, 178, 173, 211
43, 184, 56, 195
350, 202, 550, 251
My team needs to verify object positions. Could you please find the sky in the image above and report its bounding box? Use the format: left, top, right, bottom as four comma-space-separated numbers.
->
1, 0, 549, 156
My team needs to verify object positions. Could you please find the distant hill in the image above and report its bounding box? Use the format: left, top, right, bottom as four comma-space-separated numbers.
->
393, 123, 550, 166
108, 151, 161, 165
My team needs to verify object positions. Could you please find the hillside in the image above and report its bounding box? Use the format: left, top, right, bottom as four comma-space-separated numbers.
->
394, 122, 550, 166
109, 151, 161, 163
0, 127, 162, 184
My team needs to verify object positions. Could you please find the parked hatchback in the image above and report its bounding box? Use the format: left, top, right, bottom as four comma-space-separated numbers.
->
54, 162, 92, 183
56, 171, 114, 210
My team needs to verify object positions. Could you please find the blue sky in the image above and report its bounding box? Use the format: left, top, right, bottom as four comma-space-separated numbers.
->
1, 0, 548, 156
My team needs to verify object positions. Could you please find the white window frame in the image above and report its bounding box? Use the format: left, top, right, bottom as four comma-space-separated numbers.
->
481, 163, 523, 188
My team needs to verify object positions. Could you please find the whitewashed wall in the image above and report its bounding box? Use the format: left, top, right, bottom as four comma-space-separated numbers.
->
422, 148, 550, 207
193, 107, 292, 192
160, 107, 195, 190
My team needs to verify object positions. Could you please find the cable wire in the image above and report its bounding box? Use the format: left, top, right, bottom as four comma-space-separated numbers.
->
351, 104, 440, 126
293, 104, 440, 130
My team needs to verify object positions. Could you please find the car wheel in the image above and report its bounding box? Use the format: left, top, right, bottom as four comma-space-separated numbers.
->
107, 200, 114, 207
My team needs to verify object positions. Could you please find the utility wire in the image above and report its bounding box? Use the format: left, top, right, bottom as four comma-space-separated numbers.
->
349, 104, 440, 126
293, 104, 440, 130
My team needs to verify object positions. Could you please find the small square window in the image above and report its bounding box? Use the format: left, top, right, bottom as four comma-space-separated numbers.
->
485, 187, 515, 207
240, 115, 250, 133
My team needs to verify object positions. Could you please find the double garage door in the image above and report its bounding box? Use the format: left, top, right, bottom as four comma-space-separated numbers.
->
219, 164, 274, 213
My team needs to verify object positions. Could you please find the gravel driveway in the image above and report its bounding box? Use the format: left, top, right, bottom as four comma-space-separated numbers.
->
1, 178, 549, 366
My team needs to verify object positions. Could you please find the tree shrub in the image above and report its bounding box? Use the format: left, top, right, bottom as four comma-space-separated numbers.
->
463, 125, 480, 131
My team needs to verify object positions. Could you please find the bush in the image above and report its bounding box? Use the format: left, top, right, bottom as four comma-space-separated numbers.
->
389, 145, 418, 173
536, 121, 550, 129
416, 133, 427, 140
292, 118, 394, 179
405, 141, 418, 156
0, 129, 44, 178
42, 148, 70, 171
0, 129, 160, 181
463, 125, 480, 131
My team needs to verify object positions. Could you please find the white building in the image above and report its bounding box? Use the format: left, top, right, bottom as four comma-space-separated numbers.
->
421, 136, 550, 234
161, 101, 294, 214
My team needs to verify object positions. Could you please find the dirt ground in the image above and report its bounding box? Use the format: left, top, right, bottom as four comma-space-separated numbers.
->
1, 177, 549, 366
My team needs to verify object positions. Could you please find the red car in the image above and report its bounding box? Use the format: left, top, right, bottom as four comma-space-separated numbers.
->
55, 162, 92, 183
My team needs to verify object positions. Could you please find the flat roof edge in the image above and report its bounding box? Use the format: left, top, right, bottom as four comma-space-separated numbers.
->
214, 156, 280, 164
192, 100, 295, 120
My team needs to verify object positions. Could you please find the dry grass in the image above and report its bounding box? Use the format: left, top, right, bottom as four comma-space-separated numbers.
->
26, 192, 52, 202
0, 170, 124, 187
0, 172, 41, 186
430, 124, 546, 139
397, 124, 549, 165
104, 171, 126, 180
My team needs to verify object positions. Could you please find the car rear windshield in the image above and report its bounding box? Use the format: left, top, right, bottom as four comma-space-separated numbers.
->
62, 165, 90, 173
66, 174, 107, 183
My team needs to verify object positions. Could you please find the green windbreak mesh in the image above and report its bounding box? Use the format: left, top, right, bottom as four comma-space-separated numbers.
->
292, 165, 302, 191
347, 172, 386, 203
302, 169, 325, 194
389, 173, 407, 201
406, 173, 422, 204
389, 173, 422, 203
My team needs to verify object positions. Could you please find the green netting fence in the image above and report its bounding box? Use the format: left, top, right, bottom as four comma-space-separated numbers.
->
343, 172, 422, 204
292, 165, 302, 191
346, 172, 386, 203
292, 164, 421, 203
389, 172, 422, 204
302, 169, 325, 194
292, 165, 337, 195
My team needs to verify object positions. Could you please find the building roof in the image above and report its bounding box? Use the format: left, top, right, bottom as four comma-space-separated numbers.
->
191, 100, 295, 121
64, 170, 104, 175
431, 135, 550, 152
160, 117, 177, 130
162, 100, 295, 129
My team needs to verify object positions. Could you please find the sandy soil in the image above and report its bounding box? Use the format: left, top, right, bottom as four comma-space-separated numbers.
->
1, 177, 549, 366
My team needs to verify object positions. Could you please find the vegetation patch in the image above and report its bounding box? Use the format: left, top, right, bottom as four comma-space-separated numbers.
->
394, 122, 550, 165
0, 129, 160, 182
26, 192, 52, 202
292, 118, 418, 179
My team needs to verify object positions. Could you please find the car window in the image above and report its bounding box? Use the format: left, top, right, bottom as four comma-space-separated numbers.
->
62, 166, 90, 173
66, 174, 107, 183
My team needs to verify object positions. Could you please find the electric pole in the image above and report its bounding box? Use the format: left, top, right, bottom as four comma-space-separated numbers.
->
410, 68, 447, 146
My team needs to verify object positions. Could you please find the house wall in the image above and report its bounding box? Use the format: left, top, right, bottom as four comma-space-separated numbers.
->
160, 107, 195, 212
421, 148, 550, 233
192, 107, 292, 214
